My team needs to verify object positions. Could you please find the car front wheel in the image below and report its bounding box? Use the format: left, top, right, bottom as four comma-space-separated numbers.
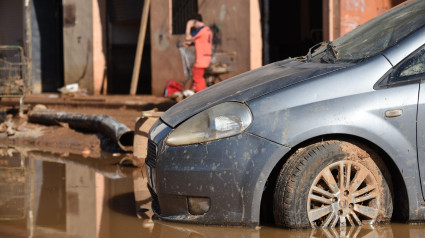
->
273, 140, 393, 228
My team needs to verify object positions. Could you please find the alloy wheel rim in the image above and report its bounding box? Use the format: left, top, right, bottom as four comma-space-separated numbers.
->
307, 160, 380, 228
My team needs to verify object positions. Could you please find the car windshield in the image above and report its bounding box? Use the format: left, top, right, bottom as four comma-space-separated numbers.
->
310, 0, 425, 63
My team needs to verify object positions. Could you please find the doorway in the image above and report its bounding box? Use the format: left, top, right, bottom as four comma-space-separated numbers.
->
32, 0, 65, 92
261, 0, 323, 64
106, 0, 152, 94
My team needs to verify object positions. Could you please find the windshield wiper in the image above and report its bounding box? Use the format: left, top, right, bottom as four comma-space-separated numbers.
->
306, 41, 338, 63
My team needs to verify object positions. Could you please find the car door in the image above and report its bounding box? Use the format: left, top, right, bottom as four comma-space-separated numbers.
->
398, 45, 425, 200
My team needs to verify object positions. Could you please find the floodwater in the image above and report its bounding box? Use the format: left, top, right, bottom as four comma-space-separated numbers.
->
1, 148, 425, 238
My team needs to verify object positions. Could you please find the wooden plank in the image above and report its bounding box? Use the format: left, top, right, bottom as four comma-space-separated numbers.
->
130, 0, 151, 95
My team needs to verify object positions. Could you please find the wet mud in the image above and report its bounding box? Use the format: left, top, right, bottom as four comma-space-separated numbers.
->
0, 148, 424, 238
0, 106, 142, 158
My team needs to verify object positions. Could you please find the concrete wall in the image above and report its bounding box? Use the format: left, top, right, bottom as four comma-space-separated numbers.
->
63, 0, 94, 93
30, 0, 42, 94
62, 0, 106, 95
340, 0, 397, 35
325, 0, 406, 40
150, 0, 262, 96
250, 0, 262, 70
92, 0, 107, 94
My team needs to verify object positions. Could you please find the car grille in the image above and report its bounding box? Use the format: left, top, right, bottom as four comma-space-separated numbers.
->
148, 184, 161, 214
146, 140, 157, 168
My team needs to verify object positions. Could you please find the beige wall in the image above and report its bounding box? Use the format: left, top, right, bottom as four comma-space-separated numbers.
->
62, 0, 106, 95
63, 0, 94, 93
150, 0, 262, 96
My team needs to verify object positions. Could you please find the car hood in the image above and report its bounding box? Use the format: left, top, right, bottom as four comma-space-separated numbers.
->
161, 59, 349, 128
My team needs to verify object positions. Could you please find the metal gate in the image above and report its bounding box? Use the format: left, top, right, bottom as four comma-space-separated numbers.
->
0, 46, 28, 98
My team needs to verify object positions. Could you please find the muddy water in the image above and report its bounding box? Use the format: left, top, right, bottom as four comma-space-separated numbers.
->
0, 149, 424, 238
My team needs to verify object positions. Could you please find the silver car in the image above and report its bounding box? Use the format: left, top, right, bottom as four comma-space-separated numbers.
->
145, 0, 425, 228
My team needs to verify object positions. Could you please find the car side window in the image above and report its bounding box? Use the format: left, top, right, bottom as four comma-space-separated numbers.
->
390, 46, 425, 84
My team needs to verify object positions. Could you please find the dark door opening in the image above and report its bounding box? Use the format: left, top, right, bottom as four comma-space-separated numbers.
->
106, 0, 151, 95
261, 0, 323, 64
32, 0, 65, 92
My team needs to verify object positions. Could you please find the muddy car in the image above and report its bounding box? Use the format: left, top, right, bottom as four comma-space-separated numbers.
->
144, 0, 425, 228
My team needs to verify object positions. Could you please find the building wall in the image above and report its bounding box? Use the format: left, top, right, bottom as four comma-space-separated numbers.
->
150, 0, 262, 96
326, 0, 406, 40
0, 0, 23, 46
250, 0, 262, 69
62, 0, 94, 93
340, 0, 401, 35
62, 0, 106, 95
92, 0, 107, 95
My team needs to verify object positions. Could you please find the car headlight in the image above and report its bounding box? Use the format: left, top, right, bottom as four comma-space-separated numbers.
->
165, 102, 252, 146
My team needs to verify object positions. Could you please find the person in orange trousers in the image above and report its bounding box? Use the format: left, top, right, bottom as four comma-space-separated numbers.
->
184, 14, 213, 92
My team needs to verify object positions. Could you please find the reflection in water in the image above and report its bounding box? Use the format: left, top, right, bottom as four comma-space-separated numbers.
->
310, 225, 388, 238
0, 147, 425, 238
0, 147, 138, 238
0, 149, 27, 221
139, 221, 425, 238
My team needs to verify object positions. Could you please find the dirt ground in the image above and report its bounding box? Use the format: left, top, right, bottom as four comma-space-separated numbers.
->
0, 94, 175, 158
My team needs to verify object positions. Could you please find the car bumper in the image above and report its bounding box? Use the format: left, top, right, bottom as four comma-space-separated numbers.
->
146, 120, 290, 226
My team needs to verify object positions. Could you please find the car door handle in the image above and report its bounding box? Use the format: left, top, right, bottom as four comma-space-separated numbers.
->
385, 109, 403, 118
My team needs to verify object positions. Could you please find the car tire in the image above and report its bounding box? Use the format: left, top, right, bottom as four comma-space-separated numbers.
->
273, 140, 393, 228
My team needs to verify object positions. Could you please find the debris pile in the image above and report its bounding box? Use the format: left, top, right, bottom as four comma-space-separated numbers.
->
0, 114, 27, 136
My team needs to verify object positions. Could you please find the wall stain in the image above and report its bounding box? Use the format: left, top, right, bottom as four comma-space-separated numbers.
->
77, 39, 91, 83
345, 0, 366, 12
154, 29, 169, 52
219, 5, 226, 22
